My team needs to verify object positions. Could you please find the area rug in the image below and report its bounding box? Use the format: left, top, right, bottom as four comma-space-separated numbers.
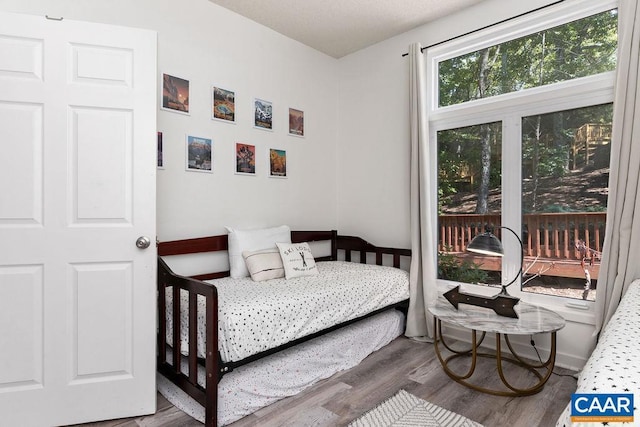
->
348, 390, 483, 427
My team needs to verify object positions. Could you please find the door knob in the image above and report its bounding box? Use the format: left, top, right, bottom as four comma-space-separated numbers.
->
136, 236, 151, 249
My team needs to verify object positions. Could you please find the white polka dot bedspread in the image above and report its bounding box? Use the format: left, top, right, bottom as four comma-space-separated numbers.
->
165, 260, 409, 362
555, 279, 640, 427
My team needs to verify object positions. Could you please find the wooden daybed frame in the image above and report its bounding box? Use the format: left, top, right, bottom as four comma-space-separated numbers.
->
157, 230, 411, 427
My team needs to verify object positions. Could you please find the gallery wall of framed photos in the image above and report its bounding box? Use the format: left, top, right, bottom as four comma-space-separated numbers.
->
158, 72, 305, 181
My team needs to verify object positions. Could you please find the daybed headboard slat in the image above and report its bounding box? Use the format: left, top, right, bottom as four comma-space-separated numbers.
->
291, 230, 336, 243
158, 235, 228, 257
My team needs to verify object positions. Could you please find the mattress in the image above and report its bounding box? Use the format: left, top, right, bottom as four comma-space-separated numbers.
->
165, 260, 410, 362
555, 280, 640, 427
158, 309, 406, 426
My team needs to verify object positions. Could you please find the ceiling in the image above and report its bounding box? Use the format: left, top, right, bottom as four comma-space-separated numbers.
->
208, 0, 486, 58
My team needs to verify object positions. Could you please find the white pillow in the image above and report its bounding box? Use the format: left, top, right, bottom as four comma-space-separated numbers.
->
242, 248, 285, 281
276, 242, 319, 279
226, 225, 291, 278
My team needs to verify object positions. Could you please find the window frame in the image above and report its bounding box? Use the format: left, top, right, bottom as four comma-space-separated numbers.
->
426, 0, 617, 321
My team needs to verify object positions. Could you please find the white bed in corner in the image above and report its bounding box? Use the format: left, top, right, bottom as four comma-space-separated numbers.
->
555, 279, 640, 427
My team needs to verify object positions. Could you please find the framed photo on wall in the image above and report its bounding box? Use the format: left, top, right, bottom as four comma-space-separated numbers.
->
157, 131, 164, 169
212, 86, 235, 123
269, 148, 287, 178
161, 73, 190, 114
254, 98, 273, 130
235, 142, 256, 175
288, 108, 304, 137
185, 135, 212, 173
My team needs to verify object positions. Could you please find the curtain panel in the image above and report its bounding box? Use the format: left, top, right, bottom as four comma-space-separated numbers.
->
405, 43, 438, 341
595, 0, 640, 334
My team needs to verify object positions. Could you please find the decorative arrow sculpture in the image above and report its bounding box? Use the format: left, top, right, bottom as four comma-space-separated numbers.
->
444, 285, 520, 318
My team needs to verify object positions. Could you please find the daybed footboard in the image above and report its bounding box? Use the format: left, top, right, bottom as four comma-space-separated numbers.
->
157, 230, 411, 427
157, 257, 218, 425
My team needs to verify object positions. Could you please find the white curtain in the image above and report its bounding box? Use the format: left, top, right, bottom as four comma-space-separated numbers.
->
594, 0, 640, 334
405, 43, 439, 341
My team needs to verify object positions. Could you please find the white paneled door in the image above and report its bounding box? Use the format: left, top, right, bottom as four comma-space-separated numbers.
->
0, 12, 157, 426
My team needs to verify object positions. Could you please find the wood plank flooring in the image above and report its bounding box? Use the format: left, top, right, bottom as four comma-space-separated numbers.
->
74, 336, 577, 426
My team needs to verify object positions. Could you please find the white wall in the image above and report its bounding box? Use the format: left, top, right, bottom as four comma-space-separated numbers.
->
0, 0, 340, 241
335, 0, 595, 370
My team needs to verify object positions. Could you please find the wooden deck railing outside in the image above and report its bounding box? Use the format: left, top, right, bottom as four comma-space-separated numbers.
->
439, 212, 606, 279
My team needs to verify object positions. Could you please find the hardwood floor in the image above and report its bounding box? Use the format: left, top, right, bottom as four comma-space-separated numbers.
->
76, 336, 577, 426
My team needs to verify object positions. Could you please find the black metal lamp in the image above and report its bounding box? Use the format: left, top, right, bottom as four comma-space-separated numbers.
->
467, 226, 524, 297
443, 226, 523, 318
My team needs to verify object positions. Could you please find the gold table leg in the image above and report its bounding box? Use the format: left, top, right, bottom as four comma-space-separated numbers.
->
432, 317, 557, 397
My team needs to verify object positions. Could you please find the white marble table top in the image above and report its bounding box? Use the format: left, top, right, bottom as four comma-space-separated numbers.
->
428, 294, 566, 335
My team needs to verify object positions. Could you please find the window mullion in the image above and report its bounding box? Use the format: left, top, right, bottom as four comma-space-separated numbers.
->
429, 72, 615, 126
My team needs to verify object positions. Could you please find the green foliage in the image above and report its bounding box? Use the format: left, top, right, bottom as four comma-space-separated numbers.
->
583, 205, 607, 213
525, 203, 608, 214
437, 123, 502, 213
521, 104, 612, 180
438, 251, 489, 284
523, 202, 608, 214
438, 10, 618, 107
437, 9, 617, 214
522, 143, 569, 178
542, 204, 571, 213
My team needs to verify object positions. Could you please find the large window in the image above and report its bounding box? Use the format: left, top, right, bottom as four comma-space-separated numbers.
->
429, 0, 617, 306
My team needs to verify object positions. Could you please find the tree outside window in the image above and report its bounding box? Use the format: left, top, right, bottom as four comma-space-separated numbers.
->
433, 5, 617, 301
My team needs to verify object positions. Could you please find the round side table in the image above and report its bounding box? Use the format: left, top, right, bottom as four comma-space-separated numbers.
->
428, 294, 566, 397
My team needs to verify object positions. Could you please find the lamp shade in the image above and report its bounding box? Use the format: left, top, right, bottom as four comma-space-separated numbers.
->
463, 225, 524, 301
467, 231, 504, 257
